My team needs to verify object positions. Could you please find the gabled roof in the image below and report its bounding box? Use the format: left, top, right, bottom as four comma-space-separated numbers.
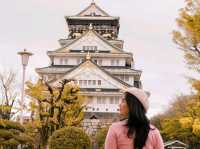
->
164, 140, 187, 147
76, 2, 110, 17
55, 28, 122, 53
50, 59, 131, 89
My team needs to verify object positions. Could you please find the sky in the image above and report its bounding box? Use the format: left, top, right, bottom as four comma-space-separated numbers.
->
0, 0, 197, 117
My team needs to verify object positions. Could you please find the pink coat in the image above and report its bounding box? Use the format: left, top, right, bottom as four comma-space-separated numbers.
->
105, 120, 164, 149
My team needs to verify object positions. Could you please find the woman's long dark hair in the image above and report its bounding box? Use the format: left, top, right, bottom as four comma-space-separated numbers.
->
124, 92, 150, 149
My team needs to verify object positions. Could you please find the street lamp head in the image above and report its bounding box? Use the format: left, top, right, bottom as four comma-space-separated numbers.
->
18, 49, 33, 66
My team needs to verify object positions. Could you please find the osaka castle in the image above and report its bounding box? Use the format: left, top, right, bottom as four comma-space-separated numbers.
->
36, 2, 142, 121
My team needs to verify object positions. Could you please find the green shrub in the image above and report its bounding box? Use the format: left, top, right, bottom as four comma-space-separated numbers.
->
48, 127, 91, 149
0, 119, 25, 132
0, 119, 34, 148
95, 127, 109, 149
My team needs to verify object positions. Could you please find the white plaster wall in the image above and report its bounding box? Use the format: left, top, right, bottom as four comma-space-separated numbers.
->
54, 57, 83, 65
68, 57, 83, 65
101, 58, 110, 66
73, 70, 118, 89
54, 56, 126, 67
85, 104, 119, 113
68, 32, 114, 52
100, 58, 125, 66
85, 96, 120, 113
116, 75, 134, 85
54, 57, 62, 65
129, 75, 134, 86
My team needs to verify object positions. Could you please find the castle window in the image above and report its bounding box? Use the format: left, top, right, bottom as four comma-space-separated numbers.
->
115, 97, 120, 104
60, 58, 64, 65
116, 59, 119, 66
97, 97, 106, 104
64, 58, 68, 65
125, 76, 129, 81
88, 80, 92, 85
83, 46, 97, 51
77, 59, 80, 64
77, 58, 84, 64
102, 97, 106, 104
90, 12, 96, 16
110, 97, 114, 104
84, 80, 87, 85
98, 59, 102, 65
79, 80, 83, 85
111, 59, 120, 66
111, 59, 114, 66
43, 75, 48, 81
94, 46, 97, 51
93, 59, 97, 64
97, 97, 101, 104
98, 80, 101, 85
120, 75, 124, 80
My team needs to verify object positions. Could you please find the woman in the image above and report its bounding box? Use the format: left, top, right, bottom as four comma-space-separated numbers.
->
105, 87, 164, 149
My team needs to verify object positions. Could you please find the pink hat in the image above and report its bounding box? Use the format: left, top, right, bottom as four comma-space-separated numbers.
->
123, 87, 150, 112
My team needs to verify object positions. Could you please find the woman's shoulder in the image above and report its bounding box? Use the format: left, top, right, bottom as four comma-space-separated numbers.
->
148, 124, 164, 148
109, 119, 127, 130
149, 124, 160, 132
149, 124, 162, 138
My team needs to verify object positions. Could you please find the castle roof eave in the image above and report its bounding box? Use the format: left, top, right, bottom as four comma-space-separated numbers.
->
49, 59, 132, 88
35, 65, 142, 77
49, 29, 123, 53
65, 16, 120, 21
75, 2, 110, 17
46, 51, 133, 58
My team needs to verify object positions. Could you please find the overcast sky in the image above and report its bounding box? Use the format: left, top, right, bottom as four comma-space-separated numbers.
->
0, 0, 197, 117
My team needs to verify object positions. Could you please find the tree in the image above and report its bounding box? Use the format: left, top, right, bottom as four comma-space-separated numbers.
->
159, 1, 200, 147
151, 95, 200, 147
0, 70, 18, 120
173, 0, 200, 72
25, 79, 85, 149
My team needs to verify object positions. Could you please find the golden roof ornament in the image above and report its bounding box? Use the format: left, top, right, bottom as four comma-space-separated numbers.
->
86, 51, 91, 60
89, 23, 94, 30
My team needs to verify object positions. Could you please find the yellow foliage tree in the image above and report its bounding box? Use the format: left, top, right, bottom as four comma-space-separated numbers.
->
173, 0, 200, 72
179, 117, 193, 129
151, 95, 200, 146
153, 1, 200, 147
192, 118, 200, 135
25, 79, 85, 149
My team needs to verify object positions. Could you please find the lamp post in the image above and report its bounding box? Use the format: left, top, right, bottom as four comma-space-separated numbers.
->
18, 49, 33, 124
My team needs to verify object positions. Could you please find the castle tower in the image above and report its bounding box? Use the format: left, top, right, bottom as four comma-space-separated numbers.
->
36, 2, 142, 129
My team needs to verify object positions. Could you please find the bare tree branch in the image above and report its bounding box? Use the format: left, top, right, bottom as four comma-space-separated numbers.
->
0, 70, 18, 120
